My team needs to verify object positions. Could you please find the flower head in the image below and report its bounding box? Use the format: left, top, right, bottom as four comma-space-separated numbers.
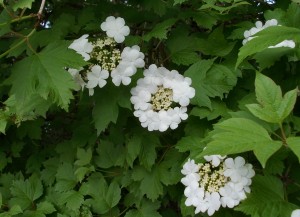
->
100, 16, 130, 43
130, 64, 195, 132
69, 34, 94, 61
181, 155, 255, 216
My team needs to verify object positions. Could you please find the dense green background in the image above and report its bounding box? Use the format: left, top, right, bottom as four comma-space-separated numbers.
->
1, 0, 300, 216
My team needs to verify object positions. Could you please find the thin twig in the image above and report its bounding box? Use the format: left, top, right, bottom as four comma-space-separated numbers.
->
38, 0, 46, 18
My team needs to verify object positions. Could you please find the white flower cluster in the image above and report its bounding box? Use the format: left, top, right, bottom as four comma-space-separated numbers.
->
130, 64, 195, 132
68, 16, 145, 95
243, 19, 295, 48
181, 155, 255, 216
292, 209, 300, 217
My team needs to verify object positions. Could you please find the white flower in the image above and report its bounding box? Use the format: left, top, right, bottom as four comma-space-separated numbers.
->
111, 45, 145, 86
195, 192, 221, 216
181, 156, 254, 215
86, 65, 109, 95
121, 45, 145, 68
69, 34, 93, 61
100, 16, 130, 43
243, 19, 295, 49
204, 155, 226, 167
292, 209, 300, 217
181, 159, 200, 175
68, 68, 86, 91
223, 156, 249, 183
130, 64, 195, 132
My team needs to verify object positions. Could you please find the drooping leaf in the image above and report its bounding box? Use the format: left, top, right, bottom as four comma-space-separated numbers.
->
201, 118, 282, 167
246, 72, 297, 123
9, 41, 86, 110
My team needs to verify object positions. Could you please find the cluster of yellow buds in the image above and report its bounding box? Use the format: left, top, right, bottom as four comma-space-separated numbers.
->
151, 86, 173, 111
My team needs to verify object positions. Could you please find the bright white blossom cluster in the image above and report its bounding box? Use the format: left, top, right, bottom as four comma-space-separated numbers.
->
100, 16, 130, 43
181, 155, 255, 216
130, 64, 195, 132
68, 16, 145, 95
292, 209, 300, 217
243, 19, 295, 48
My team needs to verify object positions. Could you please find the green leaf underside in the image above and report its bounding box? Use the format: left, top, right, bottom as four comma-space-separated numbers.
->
201, 118, 282, 167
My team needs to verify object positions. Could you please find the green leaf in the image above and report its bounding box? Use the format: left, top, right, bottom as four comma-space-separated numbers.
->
9, 41, 86, 110
236, 175, 297, 217
170, 50, 200, 66
195, 27, 236, 57
36, 201, 56, 214
143, 19, 177, 41
105, 181, 121, 208
57, 190, 84, 211
287, 137, 300, 162
12, 0, 35, 11
95, 140, 125, 169
246, 72, 297, 123
132, 150, 182, 201
92, 85, 119, 135
126, 134, 142, 168
75, 148, 92, 166
9, 175, 43, 210
125, 200, 161, 217
201, 118, 282, 167
55, 163, 77, 192
236, 26, 300, 67
185, 60, 237, 109
190, 100, 229, 120
173, 0, 188, 5
139, 134, 159, 170
0, 116, 7, 134
0, 205, 23, 217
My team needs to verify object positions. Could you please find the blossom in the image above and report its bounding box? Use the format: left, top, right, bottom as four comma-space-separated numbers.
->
69, 34, 93, 61
242, 19, 295, 49
204, 155, 226, 167
111, 45, 145, 86
100, 16, 130, 43
181, 155, 255, 216
86, 65, 109, 95
292, 209, 300, 217
130, 64, 195, 132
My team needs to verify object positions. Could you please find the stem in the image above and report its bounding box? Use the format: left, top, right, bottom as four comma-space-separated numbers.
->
279, 123, 288, 146
38, 0, 46, 18
0, 14, 37, 27
0, 28, 36, 59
